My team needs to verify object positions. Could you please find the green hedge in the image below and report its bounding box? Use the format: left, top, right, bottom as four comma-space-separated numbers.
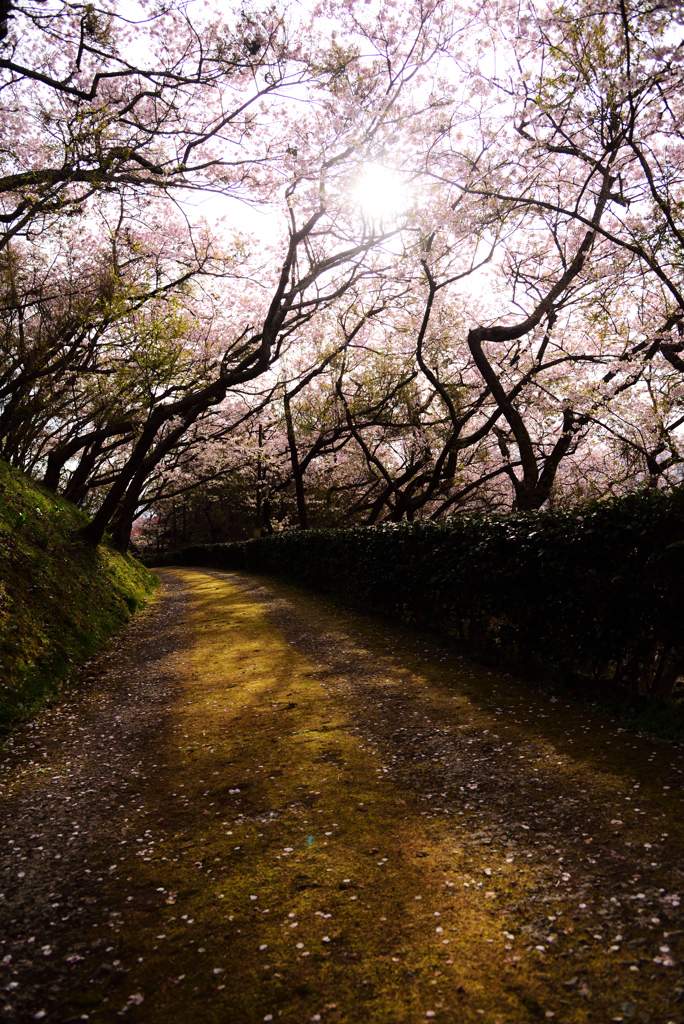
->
150, 489, 684, 698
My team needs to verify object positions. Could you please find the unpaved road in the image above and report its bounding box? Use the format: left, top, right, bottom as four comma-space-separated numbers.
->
1, 568, 683, 1024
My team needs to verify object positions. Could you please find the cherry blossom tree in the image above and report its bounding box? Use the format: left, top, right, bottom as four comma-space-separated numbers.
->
447, 0, 684, 381
4, 0, 684, 550
0, 0, 465, 548
0, 0, 302, 250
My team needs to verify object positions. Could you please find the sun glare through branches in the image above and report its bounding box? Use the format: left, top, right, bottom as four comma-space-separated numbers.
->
350, 164, 410, 224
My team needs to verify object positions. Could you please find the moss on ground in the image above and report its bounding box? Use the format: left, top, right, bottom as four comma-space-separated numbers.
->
0, 459, 157, 731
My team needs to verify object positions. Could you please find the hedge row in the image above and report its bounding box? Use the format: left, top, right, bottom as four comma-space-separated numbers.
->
149, 488, 684, 698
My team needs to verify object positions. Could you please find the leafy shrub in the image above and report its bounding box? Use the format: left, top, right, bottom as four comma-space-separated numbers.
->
152, 489, 684, 699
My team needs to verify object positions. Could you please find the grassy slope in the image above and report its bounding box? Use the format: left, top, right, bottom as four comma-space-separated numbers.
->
0, 459, 157, 731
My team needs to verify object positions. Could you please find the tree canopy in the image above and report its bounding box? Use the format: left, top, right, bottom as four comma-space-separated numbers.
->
1, 0, 682, 549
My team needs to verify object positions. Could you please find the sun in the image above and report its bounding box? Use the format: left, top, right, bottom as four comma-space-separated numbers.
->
351, 163, 408, 222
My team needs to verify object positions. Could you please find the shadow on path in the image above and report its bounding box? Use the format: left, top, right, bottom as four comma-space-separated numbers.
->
0, 568, 681, 1024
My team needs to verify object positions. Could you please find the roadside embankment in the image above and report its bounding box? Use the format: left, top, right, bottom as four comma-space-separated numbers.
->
0, 459, 157, 732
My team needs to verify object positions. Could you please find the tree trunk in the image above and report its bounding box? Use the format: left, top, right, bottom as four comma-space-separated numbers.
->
63, 441, 106, 505
81, 421, 160, 547
284, 392, 308, 529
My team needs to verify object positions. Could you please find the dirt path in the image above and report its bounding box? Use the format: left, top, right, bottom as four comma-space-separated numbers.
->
1, 568, 683, 1024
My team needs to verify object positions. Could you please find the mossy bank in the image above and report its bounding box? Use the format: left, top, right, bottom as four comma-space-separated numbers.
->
0, 459, 157, 732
